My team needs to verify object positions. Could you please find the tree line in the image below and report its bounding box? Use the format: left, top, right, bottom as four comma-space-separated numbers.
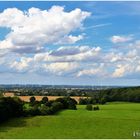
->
100, 87, 140, 103
1, 86, 140, 103
0, 96, 77, 124
79, 87, 140, 104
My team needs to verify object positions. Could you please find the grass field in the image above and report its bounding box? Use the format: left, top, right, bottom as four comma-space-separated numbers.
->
0, 102, 140, 139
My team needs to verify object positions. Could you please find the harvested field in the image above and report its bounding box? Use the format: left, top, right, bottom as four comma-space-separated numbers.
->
18, 96, 86, 102
3, 92, 86, 102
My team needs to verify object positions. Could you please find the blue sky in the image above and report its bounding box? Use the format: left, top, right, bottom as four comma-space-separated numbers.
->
0, 1, 140, 86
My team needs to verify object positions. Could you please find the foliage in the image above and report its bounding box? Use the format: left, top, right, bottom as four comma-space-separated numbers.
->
99, 98, 106, 105
26, 106, 41, 116
56, 97, 77, 110
79, 98, 89, 105
86, 104, 93, 111
0, 97, 24, 123
41, 96, 48, 104
2, 85, 140, 104
93, 106, 100, 111
0, 96, 78, 123
39, 105, 50, 115
29, 96, 36, 106
51, 102, 63, 112
29, 96, 36, 103
45, 100, 55, 107
79, 98, 98, 105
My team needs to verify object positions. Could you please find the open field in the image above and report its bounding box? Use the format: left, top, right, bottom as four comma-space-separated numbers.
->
0, 102, 140, 139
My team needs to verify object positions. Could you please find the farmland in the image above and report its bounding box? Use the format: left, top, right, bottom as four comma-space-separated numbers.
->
18, 96, 85, 102
3, 93, 87, 102
0, 102, 140, 139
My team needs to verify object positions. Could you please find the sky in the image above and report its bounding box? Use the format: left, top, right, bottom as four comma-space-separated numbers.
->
0, 1, 140, 86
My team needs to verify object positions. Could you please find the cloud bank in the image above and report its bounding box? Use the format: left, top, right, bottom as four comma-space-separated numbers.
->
0, 5, 140, 83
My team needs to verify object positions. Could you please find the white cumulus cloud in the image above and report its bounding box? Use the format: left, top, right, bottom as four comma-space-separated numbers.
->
0, 6, 90, 54
43, 62, 79, 75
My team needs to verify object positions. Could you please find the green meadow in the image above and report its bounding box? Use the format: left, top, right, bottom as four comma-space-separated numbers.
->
0, 102, 140, 139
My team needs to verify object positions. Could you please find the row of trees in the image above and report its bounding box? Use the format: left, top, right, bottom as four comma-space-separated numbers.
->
79, 87, 140, 104
0, 96, 77, 123
2, 86, 140, 103
25, 96, 77, 116
79, 97, 106, 105
100, 87, 140, 103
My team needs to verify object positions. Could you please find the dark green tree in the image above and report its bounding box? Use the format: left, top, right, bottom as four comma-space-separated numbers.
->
29, 96, 36, 106
41, 96, 48, 104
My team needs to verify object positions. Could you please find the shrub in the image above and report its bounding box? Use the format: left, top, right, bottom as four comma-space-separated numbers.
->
39, 105, 50, 115
29, 96, 36, 106
55, 97, 69, 109
56, 97, 77, 110
68, 97, 77, 105
86, 104, 93, 111
45, 100, 55, 107
93, 106, 100, 111
68, 102, 77, 110
40, 102, 63, 115
46, 107, 55, 115
0, 97, 24, 122
29, 96, 36, 103
27, 106, 41, 116
67, 100, 77, 110
51, 102, 63, 112
79, 98, 96, 105
33, 101, 41, 107
41, 97, 48, 104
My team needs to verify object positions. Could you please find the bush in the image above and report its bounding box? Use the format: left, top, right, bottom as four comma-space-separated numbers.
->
41, 97, 48, 104
29, 96, 36, 103
39, 102, 63, 115
45, 100, 55, 107
29, 96, 36, 106
40, 106, 56, 115
0, 97, 24, 123
56, 97, 77, 110
51, 102, 63, 114
51, 102, 63, 113
33, 101, 41, 107
39, 105, 50, 115
0, 96, 78, 123
93, 106, 100, 111
86, 104, 93, 111
79, 98, 96, 105
68, 97, 77, 105
67, 100, 77, 110
55, 98, 69, 109
27, 106, 41, 116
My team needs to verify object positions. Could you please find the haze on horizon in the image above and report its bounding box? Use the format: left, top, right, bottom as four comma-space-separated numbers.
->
0, 1, 140, 86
